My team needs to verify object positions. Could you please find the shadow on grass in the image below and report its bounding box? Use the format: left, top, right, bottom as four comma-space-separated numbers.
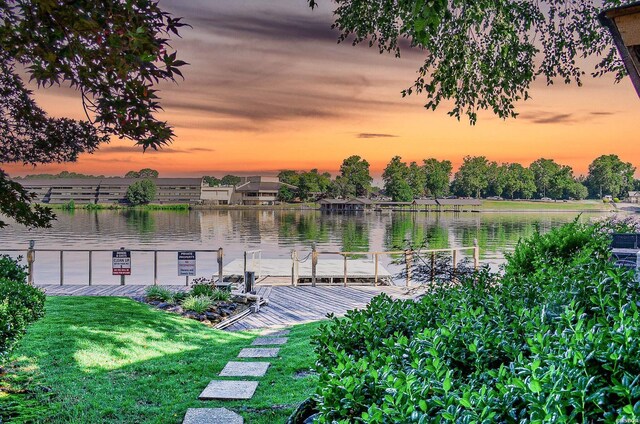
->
3, 297, 320, 424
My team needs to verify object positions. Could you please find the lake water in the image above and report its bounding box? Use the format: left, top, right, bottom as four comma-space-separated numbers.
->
0, 209, 609, 285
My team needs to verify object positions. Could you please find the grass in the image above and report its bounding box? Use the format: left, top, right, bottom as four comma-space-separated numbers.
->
1, 297, 320, 423
481, 199, 614, 211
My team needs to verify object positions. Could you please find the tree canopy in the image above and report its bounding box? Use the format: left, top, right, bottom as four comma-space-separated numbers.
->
309, 0, 629, 123
338, 156, 373, 198
126, 179, 156, 206
586, 154, 636, 198
0, 0, 187, 228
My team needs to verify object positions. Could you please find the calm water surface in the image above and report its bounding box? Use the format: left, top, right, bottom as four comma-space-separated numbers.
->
0, 209, 608, 284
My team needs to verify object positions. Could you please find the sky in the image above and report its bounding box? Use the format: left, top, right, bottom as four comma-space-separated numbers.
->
4, 0, 640, 179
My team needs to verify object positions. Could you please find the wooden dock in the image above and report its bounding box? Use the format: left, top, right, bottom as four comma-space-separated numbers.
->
225, 285, 416, 331
36, 284, 416, 331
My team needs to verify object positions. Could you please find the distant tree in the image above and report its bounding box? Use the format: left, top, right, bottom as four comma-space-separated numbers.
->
407, 162, 426, 198
0, 1, 187, 228
585, 154, 636, 199
126, 179, 156, 205
277, 185, 297, 203
308, 0, 626, 124
547, 165, 576, 200
203, 176, 221, 187
220, 175, 241, 186
486, 162, 507, 198
339, 155, 372, 197
451, 156, 490, 198
22, 171, 105, 179
502, 163, 536, 199
125, 168, 159, 179
422, 158, 452, 198
383, 156, 412, 202
298, 169, 332, 201
635, 180, 640, 191
529, 158, 563, 198
330, 176, 356, 198
567, 180, 589, 200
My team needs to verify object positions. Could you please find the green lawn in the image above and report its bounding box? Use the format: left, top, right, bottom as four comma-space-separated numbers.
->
481, 199, 613, 211
1, 297, 320, 423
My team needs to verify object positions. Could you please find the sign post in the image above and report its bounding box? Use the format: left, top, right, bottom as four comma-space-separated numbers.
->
178, 251, 196, 285
112, 248, 131, 285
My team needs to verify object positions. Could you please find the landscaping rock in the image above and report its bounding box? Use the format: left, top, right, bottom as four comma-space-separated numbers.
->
183, 312, 199, 320
286, 398, 318, 424
220, 361, 270, 377
198, 380, 259, 400
166, 306, 183, 314
238, 348, 279, 358
251, 337, 287, 346
156, 302, 171, 309
183, 408, 243, 424
205, 311, 221, 321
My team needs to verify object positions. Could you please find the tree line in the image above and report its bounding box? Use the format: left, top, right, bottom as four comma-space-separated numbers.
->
278, 154, 639, 202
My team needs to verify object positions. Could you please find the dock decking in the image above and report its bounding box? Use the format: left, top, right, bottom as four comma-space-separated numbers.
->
36, 283, 417, 331
226, 285, 416, 331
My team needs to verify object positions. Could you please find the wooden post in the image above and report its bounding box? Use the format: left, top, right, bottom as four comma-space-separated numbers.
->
27, 240, 35, 286
217, 248, 224, 283
405, 249, 413, 287
154, 251, 158, 285
473, 238, 479, 270
59, 250, 64, 286
291, 250, 298, 286
185, 275, 189, 286
452, 249, 458, 279
343, 254, 348, 287
311, 244, 318, 287
243, 251, 247, 277
374, 253, 379, 286
88, 250, 92, 286
430, 252, 435, 283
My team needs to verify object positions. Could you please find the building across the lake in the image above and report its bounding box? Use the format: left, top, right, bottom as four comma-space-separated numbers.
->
18, 176, 297, 206
628, 191, 640, 204
319, 198, 375, 212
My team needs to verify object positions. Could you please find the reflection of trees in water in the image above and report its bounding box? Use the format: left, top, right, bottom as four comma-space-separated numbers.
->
278, 212, 329, 244
341, 219, 369, 252
123, 210, 155, 234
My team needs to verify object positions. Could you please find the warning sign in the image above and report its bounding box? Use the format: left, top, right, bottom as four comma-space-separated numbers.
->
112, 250, 131, 275
178, 251, 196, 276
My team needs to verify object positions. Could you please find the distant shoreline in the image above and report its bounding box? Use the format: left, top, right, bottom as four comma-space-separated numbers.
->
41, 200, 623, 213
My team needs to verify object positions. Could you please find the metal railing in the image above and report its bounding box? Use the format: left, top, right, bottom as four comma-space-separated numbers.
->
290, 239, 480, 287
1, 243, 225, 286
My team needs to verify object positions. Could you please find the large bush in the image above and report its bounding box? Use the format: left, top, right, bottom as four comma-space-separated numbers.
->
0, 256, 46, 359
312, 220, 640, 422
126, 179, 157, 205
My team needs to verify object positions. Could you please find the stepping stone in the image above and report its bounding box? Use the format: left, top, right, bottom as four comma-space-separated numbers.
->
220, 361, 270, 377
251, 337, 288, 346
198, 380, 258, 400
261, 328, 290, 337
238, 348, 280, 358
183, 408, 243, 424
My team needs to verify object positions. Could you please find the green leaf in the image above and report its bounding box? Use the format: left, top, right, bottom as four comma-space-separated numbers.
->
443, 377, 451, 392
529, 379, 541, 394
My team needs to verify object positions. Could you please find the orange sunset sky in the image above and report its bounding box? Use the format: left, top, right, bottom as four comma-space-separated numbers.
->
4, 0, 640, 180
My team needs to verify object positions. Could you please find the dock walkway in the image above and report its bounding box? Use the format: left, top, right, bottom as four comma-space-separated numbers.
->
226, 285, 416, 331
37, 284, 417, 331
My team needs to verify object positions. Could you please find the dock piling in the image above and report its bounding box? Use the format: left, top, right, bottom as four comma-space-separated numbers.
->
27, 240, 35, 286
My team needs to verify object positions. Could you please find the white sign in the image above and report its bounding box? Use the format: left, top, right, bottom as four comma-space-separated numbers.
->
112, 250, 131, 275
178, 251, 196, 276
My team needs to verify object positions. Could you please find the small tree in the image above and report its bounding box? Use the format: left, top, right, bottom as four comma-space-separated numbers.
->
126, 179, 157, 206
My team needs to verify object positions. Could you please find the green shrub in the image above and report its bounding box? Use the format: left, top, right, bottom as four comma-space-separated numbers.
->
191, 284, 215, 297
312, 222, 640, 423
210, 289, 231, 302
181, 295, 212, 314
0, 277, 46, 359
171, 291, 188, 304
144, 286, 173, 302
0, 255, 28, 282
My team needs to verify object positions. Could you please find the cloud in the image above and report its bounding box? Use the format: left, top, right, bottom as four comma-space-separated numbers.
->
357, 133, 399, 139
520, 112, 575, 124
590, 111, 615, 116
97, 145, 214, 154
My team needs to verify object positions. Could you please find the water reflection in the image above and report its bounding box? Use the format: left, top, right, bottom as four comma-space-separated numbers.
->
0, 209, 606, 282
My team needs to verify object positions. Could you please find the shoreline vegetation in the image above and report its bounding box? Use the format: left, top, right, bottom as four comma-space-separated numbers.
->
44, 200, 618, 213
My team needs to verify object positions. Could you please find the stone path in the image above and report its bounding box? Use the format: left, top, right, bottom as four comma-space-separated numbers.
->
183, 326, 292, 423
